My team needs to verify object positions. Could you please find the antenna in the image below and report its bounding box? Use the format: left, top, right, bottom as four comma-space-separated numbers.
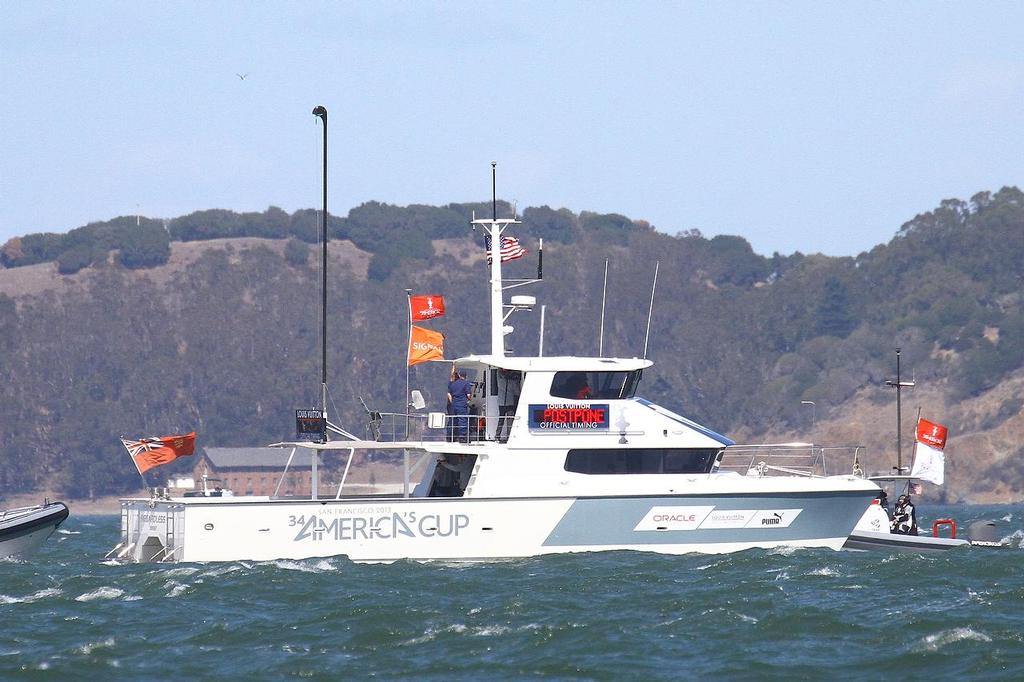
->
312, 104, 329, 437
539, 304, 546, 356
885, 347, 916, 473
642, 261, 660, 359
491, 161, 497, 220
599, 257, 609, 357
537, 238, 543, 280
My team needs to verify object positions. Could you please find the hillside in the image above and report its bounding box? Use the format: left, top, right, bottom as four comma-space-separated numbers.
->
0, 189, 1021, 502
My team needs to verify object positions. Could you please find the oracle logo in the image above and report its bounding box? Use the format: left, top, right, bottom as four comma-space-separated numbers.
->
652, 514, 696, 523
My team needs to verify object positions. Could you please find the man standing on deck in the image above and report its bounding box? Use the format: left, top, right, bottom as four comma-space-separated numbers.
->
448, 366, 471, 443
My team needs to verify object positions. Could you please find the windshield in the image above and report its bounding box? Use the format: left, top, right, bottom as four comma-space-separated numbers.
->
550, 371, 641, 400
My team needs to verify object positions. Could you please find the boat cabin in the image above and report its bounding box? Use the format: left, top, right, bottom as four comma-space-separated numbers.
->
418, 354, 735, 499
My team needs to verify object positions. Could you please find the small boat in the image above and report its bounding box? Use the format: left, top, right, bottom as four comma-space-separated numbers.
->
0, 500, 70, 559
844, 484, 969, 552
843, 349, 1001, 552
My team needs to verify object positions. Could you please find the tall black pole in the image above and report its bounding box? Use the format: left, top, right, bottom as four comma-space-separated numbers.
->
895, 347, 902, 473
312, 105, 328, 438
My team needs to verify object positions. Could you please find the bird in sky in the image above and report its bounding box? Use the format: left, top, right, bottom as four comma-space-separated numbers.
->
236, 73, 248, 80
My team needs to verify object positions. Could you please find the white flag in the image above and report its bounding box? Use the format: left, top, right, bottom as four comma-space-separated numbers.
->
910, 441, 944, 485
909, 418, 947, 485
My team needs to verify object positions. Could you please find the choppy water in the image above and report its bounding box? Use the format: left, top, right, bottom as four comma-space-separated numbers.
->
2, 506, 1023, 680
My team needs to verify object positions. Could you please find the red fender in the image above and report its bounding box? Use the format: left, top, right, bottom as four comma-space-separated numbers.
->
932, 518, 957, 539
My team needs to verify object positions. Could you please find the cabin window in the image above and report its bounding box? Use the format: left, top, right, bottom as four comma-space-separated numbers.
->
564, 448, 719, 475
550, 371, 641, 400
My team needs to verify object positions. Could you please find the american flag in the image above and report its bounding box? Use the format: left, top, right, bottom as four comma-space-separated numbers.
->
485, 235, 528, 264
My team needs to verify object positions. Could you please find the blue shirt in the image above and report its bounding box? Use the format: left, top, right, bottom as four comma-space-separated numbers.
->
448, 377, 470, 412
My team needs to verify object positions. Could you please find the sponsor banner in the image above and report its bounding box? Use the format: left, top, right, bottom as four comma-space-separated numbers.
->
528, 403, 609, 430
633, 506, 804, 531
747, 509, 802, 528
295, 409, 326, 442
699, 509, 758, 529
633, 506, 715, 531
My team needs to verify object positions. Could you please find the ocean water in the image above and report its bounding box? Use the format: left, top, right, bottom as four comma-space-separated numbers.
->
2, 506, 1023, 680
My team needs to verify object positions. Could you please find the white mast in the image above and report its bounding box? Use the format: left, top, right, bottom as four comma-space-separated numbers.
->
471, 162, 520, 358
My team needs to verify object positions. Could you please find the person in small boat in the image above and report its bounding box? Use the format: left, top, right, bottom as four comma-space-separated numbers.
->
447, 366, 471, 442
891, 494, 918, 535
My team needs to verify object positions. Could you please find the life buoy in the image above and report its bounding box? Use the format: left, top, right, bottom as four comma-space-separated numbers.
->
932, 518, 957, 539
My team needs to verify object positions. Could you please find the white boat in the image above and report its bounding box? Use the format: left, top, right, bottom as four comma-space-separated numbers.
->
0, 501, 70, 559
109, 107, 879, 564
843, 480, 968, 553
843, 350, 991, 553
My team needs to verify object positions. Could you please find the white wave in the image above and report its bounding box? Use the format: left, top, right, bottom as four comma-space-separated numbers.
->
165, 583, 188, 598
75, 638, 116, 655
124, 595, 142, 601
768, 546, 798, 556
268, 558, 337, 573
200, 564, 246, 578
400, 623, 468, 646
75, 586, 125, 602
160, 567, 199, 578
773, 571, 790, 581
999, 529, 1024, 548
57, 529, 81, 535
736, 613, 759, 623
1000, 513, 1012, 522
0, 587, 62, 604
100, 560, 121, 567
807, 566, 841, 577
473, 625, 512, 636
918, 627, 991, 651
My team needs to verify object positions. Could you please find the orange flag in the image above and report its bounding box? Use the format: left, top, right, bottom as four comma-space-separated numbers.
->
409, 295, 445, 321
408, 326, 444, 366
120, 432, 197, 475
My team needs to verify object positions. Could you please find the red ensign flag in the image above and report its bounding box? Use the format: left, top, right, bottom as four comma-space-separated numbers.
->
120, 432, 197, 474
409, 295, 445, 321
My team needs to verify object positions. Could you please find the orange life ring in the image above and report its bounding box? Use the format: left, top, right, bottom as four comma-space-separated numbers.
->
932, 518, 957, 539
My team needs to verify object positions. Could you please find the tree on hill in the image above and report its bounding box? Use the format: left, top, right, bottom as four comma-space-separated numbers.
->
815, 276, 857, 338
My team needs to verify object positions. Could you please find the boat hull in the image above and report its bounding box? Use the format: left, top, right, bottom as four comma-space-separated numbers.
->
115, 488, 875, 563
843, 529, 968, 553
0, 502, 70, 559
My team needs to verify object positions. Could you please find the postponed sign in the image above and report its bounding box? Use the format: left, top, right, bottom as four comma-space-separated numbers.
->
528, 403, 609, 430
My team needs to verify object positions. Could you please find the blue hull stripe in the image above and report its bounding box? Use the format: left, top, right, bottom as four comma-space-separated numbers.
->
542, 491, 873, 547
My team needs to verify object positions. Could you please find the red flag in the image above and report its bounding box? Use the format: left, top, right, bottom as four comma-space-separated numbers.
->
409, 295, 445, 321
120, 432, 196, 474
916, 418, 948, 450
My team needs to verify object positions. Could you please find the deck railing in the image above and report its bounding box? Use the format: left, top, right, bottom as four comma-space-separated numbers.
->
718, 444, 866, 479
366, 412, 519, 444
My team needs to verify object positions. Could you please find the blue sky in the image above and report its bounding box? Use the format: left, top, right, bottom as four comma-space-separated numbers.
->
2, 2, 1022, 256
